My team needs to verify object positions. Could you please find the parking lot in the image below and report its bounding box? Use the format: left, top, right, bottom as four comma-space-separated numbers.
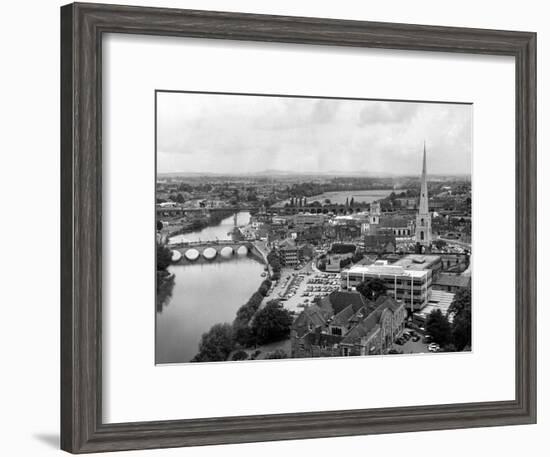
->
391, 329, 431, 354
272, 265, 341, 313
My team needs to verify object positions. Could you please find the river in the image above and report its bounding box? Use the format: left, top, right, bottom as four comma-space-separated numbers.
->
168, 211, 251, 244
308, 189, 392, 205
156, 211, 264, 364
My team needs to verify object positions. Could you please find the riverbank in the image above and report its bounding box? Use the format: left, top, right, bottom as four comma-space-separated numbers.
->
161, 208, 237, 241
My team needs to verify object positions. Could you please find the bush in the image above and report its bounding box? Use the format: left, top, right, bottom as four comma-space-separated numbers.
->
330, 243, 356, 254
231, 350, 249, 361
265, 349, 288, 359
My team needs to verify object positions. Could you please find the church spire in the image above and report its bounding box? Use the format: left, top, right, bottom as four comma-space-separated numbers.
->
422, 140, 426, 176
415, 141, 432, 249
419, 141, 429, 215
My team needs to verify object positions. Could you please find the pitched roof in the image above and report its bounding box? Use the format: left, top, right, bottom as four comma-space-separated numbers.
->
375, 295, 403, 313
303, 329, 343, 347
320, 291, 372, 315
279, 238, 298, 250
340, 307, 383, 345
329, 304, 357, 327
378, 216, 411, 228
340, 296, 403, 344
291, 304, 330, 337
433, 274, 471, 288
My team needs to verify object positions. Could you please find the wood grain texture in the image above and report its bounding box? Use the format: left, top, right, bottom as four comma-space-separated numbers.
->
60, 2, 537, 453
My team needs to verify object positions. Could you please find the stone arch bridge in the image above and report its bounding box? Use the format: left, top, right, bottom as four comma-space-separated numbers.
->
170, 240, 254, 262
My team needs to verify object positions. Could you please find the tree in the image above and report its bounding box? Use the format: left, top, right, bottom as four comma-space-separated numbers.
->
449, 288, 471, 316
324, 198, 331, 205
174, 193, 185, 203
349, 197, 355, 207
258, 279, 272, 296
426, 309, 452, 346
233, 324, 256, 347
267, 251, 282, 274
356, 278, 387, 301
156, 243, 172, 271
450, 289, 472, 350
192, 323, 234, 362
252, 301, 293, 345
231, 350, 249, 361
451, 312, 471, 351
156, 220, 163, 232
345, 197, 349, 207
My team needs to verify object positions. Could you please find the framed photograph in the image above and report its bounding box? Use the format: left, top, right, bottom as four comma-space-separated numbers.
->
60, 2, 536, 453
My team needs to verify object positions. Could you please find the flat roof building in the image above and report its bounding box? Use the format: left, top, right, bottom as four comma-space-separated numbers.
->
341, 260, 431, 313
412, 289, 456, 325
393, 254, 442, 278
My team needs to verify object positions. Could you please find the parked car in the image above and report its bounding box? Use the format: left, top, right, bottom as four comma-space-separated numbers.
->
428, 343, 440, 352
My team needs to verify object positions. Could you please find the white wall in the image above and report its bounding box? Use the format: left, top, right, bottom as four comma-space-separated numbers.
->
0, 1, 546, 456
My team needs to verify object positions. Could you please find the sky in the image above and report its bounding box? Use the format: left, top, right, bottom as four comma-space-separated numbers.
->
156, 91, 472, 176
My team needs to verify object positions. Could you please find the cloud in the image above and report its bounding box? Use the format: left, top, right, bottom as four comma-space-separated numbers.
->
156, 92, 471, 175
358, 102, 419, 126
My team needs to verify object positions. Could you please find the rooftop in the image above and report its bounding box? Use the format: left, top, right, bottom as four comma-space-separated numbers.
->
345, 262, 428, 278
414, 289, 456, 320
393, 254, 442, 271
433, 274, 471, 288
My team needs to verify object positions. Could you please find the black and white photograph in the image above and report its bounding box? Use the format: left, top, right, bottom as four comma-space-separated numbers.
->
155, 91, 473, 364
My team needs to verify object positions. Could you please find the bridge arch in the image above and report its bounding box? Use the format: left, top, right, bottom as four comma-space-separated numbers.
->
184, 248, 200, 261
236, 245, 248, 256
220, 246, 234, 258
203, 247, 217, 260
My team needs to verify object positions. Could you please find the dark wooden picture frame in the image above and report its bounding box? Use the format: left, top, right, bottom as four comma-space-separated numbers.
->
60, 2, 537, 453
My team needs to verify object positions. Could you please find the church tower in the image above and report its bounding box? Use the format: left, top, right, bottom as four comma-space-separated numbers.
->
415, 142, 432, 249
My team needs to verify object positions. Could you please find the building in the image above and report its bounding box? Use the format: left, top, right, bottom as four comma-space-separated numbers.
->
156, 204, 184, 218
372, 215, 415, 237
363, 233, 396, 253
339, 296, 406, 356
293, 225, 323, 244
341, 260, 432, 312
293, 212, 326, 227
432, 273, 471, 293
277, 238, 302, 266
290, 292, 406, 358
412, 289, 456, 326
393, 254, 443, 279
415, 143, 432, 249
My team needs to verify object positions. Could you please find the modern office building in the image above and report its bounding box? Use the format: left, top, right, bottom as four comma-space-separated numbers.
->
341, 260, 431, 312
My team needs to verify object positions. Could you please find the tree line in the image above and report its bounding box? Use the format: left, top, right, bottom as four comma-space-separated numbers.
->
191, 278, 293, 362
426, 288, 471, 351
